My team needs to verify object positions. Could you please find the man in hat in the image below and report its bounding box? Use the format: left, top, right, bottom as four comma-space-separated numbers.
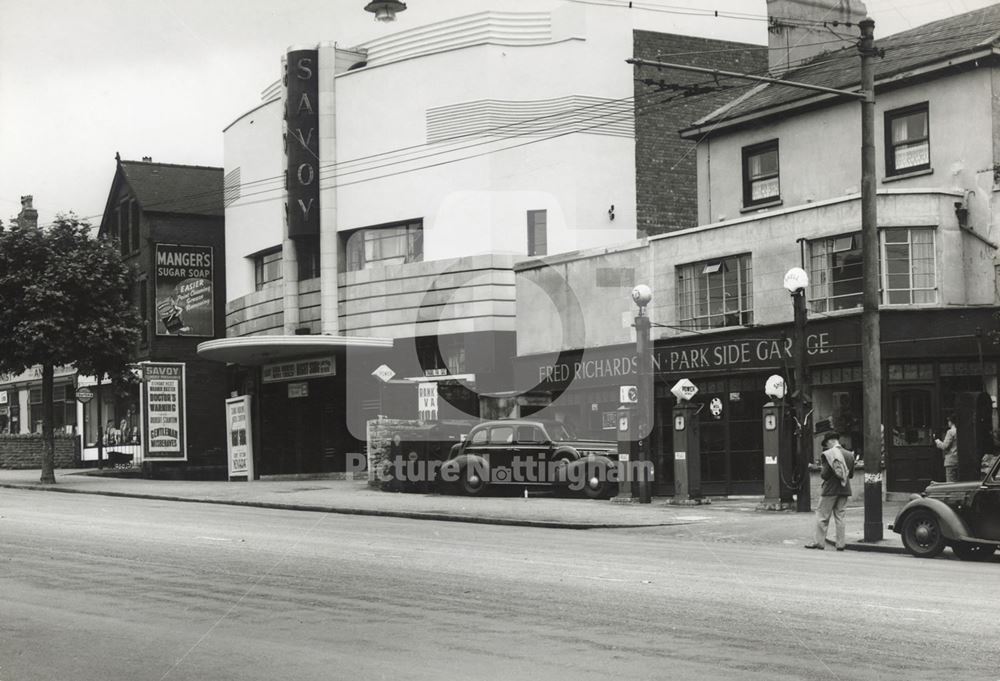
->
805, 431, 855, 551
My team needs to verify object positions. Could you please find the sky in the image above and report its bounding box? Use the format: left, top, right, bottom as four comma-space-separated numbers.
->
1, 0, 997, 227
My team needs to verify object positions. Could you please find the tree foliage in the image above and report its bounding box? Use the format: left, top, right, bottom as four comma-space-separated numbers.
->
0, 214, 142, 482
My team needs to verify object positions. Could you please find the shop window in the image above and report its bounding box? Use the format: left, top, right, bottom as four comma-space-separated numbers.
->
527, 210, 547, 256
885, 103, 929, 176
296, 235, 321, 281
28, 384, 77, 433
676, 254, 753, 330
741, 140, 780, 207
890, 388, 934, 446
253, 247, 283, 291
344, 220, 422, 272
881, 228, 936, 305
887, 362, 934, 382
809, 233, 862, 313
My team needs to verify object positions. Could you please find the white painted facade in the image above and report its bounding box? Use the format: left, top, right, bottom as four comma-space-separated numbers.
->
222, 4, 641, 313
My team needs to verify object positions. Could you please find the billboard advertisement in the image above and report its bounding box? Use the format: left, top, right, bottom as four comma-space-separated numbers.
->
154, 244, 214, 337
141, 362, 187, 461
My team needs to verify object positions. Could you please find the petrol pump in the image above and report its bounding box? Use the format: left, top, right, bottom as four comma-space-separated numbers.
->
759, 374, 795, 511
613, 400, 636, 503
670, 378, 703, 504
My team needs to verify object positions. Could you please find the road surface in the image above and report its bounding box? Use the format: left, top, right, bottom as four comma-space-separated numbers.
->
1, 489, 997, 680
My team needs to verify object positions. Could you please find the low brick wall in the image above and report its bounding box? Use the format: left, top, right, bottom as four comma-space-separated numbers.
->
366, 418, 422, 487
0, 434, 78, 469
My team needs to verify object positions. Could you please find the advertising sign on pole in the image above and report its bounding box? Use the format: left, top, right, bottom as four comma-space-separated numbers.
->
418, 382, 438, 421
154, 244, 215, 337
225, 395, 254, 480
141, 362, 187, 461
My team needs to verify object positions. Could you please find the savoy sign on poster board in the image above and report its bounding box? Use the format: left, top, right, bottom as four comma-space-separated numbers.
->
141, 362, 187, 461
155, 244, 214, 336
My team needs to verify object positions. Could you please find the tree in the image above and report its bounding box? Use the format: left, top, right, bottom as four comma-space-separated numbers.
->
0, 214, 141, 483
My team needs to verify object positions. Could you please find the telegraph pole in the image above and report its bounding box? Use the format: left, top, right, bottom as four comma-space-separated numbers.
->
859, 18, 884, 542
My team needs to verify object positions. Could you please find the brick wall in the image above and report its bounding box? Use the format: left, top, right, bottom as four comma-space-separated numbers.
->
633, 31, 768, 236
366, 418, 422, 487
0, 434, 78, 469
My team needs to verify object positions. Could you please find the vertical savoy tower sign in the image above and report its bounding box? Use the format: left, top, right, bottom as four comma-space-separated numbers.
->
286, 49, 319, 238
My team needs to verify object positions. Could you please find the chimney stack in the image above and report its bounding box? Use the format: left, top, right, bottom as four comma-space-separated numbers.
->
767, 0, 868, 75
16, 195, 38, 230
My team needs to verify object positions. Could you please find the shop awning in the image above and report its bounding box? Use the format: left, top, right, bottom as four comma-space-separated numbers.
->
197, 335, 393, 365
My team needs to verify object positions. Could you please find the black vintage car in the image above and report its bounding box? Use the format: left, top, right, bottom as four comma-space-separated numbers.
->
439, 419, 619, 499
890, 454, 1000, 560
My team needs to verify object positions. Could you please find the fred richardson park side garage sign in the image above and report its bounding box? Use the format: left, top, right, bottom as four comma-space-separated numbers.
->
517, 319, 859, 392
140, 362, 187, 462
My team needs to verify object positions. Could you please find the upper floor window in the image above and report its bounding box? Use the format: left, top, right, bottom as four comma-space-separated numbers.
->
885, 103, 929, 176
117, 200, 130, 255
742, 140, 779, 207
253, 247, 283, 291
676, 253, 753, 330
138, 277, 148, 346
809, 233, 862, 313
345, 220, 422, 272
527, 210, 547, 256
129, 200, 140, 253
882, 228, 936, 305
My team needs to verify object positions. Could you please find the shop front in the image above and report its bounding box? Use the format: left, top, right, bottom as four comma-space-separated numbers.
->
517, 308, 998, 496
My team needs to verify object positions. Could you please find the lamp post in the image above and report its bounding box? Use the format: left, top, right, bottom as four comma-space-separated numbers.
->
784, 267, 811, 513
631, 285, 653, 504
363, 0, 407, 21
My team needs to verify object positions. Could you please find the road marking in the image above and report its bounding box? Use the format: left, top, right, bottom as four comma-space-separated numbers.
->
579, 575, 629, 583
861, 604, 941, 614
196, 536, 232, 542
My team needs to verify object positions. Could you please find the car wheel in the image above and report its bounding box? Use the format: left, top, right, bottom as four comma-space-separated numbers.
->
952, 542, 996, 561
901, 509, 946, 558
459, 466, 486, 496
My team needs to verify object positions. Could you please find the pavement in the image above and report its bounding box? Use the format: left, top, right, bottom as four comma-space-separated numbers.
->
0, 467, 910, 552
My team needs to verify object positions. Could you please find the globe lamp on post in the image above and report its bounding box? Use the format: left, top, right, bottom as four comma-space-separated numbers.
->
784, 267, 812, 513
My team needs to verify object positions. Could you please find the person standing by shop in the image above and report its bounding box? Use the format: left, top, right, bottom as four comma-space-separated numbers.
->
805, 432, 855, 551
934, 415, 959, 483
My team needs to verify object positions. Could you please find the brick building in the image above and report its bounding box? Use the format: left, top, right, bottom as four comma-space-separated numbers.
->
90, 156, 229, 475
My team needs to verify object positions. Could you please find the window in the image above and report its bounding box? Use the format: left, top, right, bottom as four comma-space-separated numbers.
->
676, 254, 753, 330
118, 200, 131, 256
881, 228, 936, 304
809, 233, 862, 313
742, 140, 779, 207
515, 425, 546, 444
489, 426, 514, 444
296, 235, 320, 281
885, 103, 929, 176
344, 220, 423, 272
253, 248, 283, 291
29, 384, 76, 433
138, 278, 148, 346
129, 200, 140, 253
470, 429, 488, 445
527, 210, 547, 256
